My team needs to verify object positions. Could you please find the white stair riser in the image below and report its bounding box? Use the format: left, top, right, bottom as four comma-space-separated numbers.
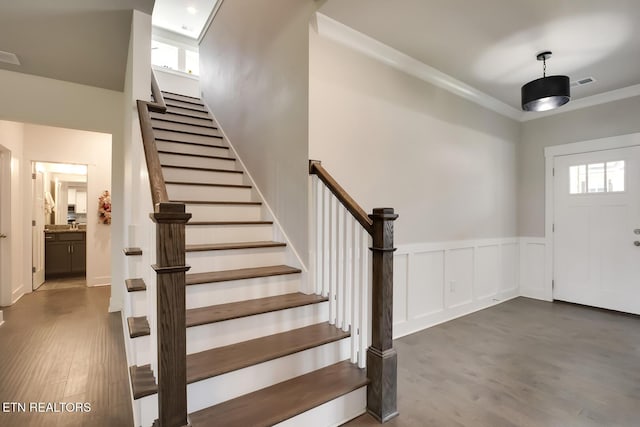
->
150, 112, 214, 127
136, 395, 158, 427
186, 204, 262, 222
154, 129, 223, 145
167, 184, 252, 202
162, 168, 244, 186
131, 335, 151, 367
186, 224, 272, 244
275, 388, 367, 427
130, 292, 147, 317
187, 339, 351, 413
186, 302, 330, 354
157, 141, 230, 158
186, 274, 300, 309
159, 153, 237, 170
165, 105, 210, 119
186, 246, 287, 273
152, 120, 220, 137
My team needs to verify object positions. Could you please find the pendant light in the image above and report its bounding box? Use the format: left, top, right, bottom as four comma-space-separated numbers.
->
521, 51, 570, 112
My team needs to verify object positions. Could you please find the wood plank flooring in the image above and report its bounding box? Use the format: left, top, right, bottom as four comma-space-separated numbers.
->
0, 286, 133, 427
345, 297, 640, 427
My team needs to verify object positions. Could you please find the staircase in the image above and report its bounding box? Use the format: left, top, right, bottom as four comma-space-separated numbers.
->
126, 88, 372, 426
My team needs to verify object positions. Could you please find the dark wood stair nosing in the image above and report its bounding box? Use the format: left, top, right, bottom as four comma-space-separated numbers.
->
127, 316, 150, 338
151, 116, 218, 130
186, 241, 286, 253
124, 247, 143, 256
165, 181, 251, 189
185, 292, 328, 328
186, 264, 300, 286
152, 125, 221, 139
188, 360, 368, 427
155, 137, 226, 147
161, 90, 202, 100
171, 200, 261, 206
186, 220, 272, 226
125, 278, 147, 292
163, 108, 211, 121
157, 150, 235, 161
129, 365, 157, 399
164, 100, 208, 113
161, 164, 243, 174
161, 93, 205, 107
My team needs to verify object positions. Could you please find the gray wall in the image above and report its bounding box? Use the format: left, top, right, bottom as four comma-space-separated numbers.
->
199, 0, 325, 264
310, 30, 520, 244
518, 95, 640, 237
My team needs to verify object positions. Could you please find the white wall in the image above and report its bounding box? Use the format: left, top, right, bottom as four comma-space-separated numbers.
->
22, 124, 112, 287
309, 29, 520, 245
199, 0, 326, 265
0, 69, 124, 307
518, 95, 640, 237
0, 121, 25, 306
154, 68, 200, 98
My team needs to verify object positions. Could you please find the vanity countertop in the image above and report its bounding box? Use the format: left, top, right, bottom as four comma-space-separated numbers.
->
44, 229, 86, 234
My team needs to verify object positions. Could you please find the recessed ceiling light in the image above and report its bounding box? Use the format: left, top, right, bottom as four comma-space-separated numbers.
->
187, 6, 197, 15
0, 50, 20, 66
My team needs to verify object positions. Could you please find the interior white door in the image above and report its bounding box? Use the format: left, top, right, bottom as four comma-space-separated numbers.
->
32, 170, 45, 289
554, 146, 640, 314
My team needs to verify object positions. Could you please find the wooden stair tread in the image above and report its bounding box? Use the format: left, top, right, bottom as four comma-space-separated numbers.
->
186, 241, 285, 252
158, 150, 235, 161
151, 115, 217, 130
187, 220, 272, 226
123, 247, 142, 256
129, 365, 157, 399
130, 324, 351, 399
161, 92, 205, 106
165, 181, 251, 189
186, 292, 327, 327
186, 323, 348, 383
150, 110, 213, 124
164, 99, 208, 113
171, 200, 261, 206
155, 137, 225, 147
161, 164, 243, 174
161, 90, 202, 100
152, 124, 221, 138
189, 360, 368, 427
186, 265, 300, 286
125, 278, 146, 292
127, 316, 150, 338
165, 106, 211, 120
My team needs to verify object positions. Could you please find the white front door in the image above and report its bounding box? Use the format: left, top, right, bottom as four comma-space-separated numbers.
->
553, 146, 640, 314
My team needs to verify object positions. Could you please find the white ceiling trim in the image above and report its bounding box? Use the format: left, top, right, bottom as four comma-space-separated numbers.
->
315, 13, 521, 121
315, 13, 640, 123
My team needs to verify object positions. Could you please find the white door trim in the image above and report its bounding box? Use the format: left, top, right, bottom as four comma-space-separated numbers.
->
544, 132, 640, 302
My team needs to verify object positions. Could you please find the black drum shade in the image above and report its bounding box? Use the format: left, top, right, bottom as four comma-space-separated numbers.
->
521, 75, 570, 112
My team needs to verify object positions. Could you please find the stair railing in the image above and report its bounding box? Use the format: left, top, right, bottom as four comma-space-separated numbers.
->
309, 160, 398, 423
137, 69, 191, 427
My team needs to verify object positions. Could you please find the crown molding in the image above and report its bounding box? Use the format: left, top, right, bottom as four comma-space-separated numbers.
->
315, 12, 640, 123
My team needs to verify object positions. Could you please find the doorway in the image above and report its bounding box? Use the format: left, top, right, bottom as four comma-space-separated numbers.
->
552, 144, 640, 314
32, 161, 88, 291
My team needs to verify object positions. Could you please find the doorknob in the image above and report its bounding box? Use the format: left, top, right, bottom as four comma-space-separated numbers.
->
0, 233, 7, 239
635, 241, 640, 247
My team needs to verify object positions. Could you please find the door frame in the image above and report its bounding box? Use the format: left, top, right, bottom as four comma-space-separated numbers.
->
544, 132, 640, 302
0, 145, 11, 307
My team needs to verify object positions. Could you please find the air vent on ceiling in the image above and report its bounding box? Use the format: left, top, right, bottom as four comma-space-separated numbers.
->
570, 77, 596, 88
0, 50, 20, 66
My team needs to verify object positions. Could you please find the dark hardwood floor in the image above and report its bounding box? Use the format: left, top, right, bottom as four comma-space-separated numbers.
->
345, 297, 640, 427
0, 286, 133, 427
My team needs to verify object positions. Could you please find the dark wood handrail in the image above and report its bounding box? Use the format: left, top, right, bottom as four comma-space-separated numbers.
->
137, 99, 169, 207
149, 69, 167, 113
309, 160, 373, 235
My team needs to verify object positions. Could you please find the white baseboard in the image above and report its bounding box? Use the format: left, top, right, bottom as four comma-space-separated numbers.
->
11, 283, 25, 305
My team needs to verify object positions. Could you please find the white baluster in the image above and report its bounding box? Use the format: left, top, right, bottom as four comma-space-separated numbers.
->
343, 209, 351, 333
329, 194, 338, 325
314, 177, 323, 296
322, 186, 330, 298
350, 217, 359, 363
336, 205, 345, 329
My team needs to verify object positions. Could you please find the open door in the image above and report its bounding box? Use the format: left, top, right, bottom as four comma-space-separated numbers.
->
32, 167, 45, 289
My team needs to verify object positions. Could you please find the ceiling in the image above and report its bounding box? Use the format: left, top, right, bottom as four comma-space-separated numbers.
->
0, 0, 155, 91
153, 0, 219, 39
319, 0, 640, 114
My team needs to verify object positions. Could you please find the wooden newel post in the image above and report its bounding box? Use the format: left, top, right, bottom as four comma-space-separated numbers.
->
367, 207, 399, 423
151, 202, 192, 427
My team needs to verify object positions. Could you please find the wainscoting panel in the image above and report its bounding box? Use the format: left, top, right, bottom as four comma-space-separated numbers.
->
393, 238, 520, 339
519, 237, 548, 301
